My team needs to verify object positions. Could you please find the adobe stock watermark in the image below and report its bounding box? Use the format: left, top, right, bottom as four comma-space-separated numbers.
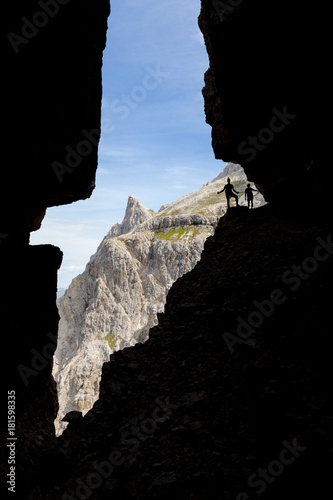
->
17, 331, 57, 386
101, 64, 170, 135
212, 0, 244, 22
51, 128, 100, 183
238, 106, 297, 163
236, 439, 307, 499
59, 397, 178, 500
52, 64, 169, 183
7, 0, 72, 54
223, 233, 333, 353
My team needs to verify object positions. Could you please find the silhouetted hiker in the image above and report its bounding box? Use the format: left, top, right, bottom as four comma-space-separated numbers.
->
217, 177, 239, 208
244, 183, 258, 209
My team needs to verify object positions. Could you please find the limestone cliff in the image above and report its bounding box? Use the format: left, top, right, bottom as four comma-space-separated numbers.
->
107, 196, 156, 239
44, 202, 333, 500
4, 1, 332, 497
54, 164, 265, 433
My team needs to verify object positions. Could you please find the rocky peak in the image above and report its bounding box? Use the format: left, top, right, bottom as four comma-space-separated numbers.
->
204, 162, 244, 186
48, 203, 333, 500
53, 166, 259, 434
108, 196, 155, 238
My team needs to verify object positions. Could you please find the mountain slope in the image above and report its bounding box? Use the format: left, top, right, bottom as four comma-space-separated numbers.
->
53, 164, 265, 433
42, 202, 333, 500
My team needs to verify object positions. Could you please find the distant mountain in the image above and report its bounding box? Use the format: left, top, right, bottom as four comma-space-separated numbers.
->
53, 164, 265, 433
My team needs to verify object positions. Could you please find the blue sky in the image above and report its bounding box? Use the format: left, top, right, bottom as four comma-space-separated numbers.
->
30, 0, 226, 289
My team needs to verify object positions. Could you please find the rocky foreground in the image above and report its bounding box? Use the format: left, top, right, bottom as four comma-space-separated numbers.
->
54, 164, 264, 434
35, 200, 333, 499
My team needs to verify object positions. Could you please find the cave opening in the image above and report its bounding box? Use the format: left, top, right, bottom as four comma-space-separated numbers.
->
28, 0, 226, 435
4, 1, 333, 497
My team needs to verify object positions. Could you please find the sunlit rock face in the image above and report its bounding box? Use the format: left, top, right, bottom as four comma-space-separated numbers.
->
3, 1, 332, 497
55, 165, 264, 434
199, 0, 333, 202
54, 197, 213, 434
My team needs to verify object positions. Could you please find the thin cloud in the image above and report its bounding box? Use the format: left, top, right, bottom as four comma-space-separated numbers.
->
31, 0, 222, 288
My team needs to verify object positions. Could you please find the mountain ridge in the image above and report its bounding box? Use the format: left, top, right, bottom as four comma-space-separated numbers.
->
53, 164, 265, 433
50, 202, 333, 500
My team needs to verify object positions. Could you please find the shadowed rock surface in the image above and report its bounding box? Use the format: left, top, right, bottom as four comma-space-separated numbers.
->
199, 0, 333, 201
1, 0, 110, 496
38, 204, 333, 499
54, 165, 264, 436
1, 0, 332, 498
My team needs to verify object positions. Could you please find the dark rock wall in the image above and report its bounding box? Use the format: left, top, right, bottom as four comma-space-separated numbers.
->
3, 0, 110, 234
1, 0, 110, 496
199, 0, 333, 201
1, 0, 332, 498
1, 243, 63, 494
33, 205, 333, 500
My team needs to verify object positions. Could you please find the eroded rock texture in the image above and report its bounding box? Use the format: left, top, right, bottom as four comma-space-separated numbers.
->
38, 204, 333, 500
199, 0, 333, 201
2, 0, 332, 498
54, 166, 262, 435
